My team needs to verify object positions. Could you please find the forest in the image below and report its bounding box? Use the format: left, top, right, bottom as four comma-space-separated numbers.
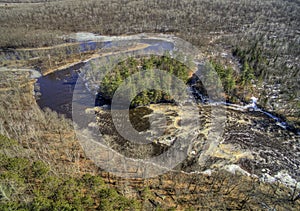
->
0, 0, 298, 121
0, 0, 299, 210
99, 55, 190, 107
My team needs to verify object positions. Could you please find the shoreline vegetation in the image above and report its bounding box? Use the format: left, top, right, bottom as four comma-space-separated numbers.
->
98, 55, 191, 107
1, 30, 298, 124
42, 42, 151, 76
4, 41, 151, 76
1, 69, 299, 210
0, 0, 299, 210
2, 33, 299, 129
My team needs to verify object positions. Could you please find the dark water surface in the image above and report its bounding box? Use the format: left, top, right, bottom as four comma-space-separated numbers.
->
35, 39, 174, 118
34, 39, 299, 135
35, 64, 83, 118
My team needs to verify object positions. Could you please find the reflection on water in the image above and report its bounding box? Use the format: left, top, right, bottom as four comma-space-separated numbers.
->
35, 65, 82, 118
141, 39, 174, 52
35, 39, 175, 118
34, 38, 299, 135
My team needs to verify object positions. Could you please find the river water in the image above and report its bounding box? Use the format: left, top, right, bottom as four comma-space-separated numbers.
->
35, 65, 80, 118
35, 63, 299, 135
34, 38, 299, 135
29, 35, 300, 189
35, 38, 175, 118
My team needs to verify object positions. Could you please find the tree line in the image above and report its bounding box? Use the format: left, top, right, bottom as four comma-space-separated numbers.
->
99, 55, 190, 107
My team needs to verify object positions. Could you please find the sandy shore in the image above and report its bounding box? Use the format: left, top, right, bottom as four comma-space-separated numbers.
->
15, 42, 80, 51
42, 43, 150, 76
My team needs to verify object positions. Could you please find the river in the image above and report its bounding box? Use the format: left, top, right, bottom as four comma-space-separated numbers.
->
32, 34, 300, 187
34, 37, 299, 135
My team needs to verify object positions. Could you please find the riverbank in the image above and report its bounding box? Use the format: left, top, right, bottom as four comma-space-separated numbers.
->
1, 45, 299, 211
2, 33, 299, 183
41, 42, 150, 76
91, 100, 300, 190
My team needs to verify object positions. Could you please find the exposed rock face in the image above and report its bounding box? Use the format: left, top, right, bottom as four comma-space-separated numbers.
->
181, 105, 299, 188
95, 103, 299, 186
95, 106, 166, 159
221, 108, 300, 183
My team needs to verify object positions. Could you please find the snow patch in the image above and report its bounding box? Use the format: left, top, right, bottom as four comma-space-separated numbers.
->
202, 169, 213, 176
223, 164, 251, 176
261, 171, 300, 189
261, 173, 276, 183
29, 69, 42, 79
275, 171, 300, 189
